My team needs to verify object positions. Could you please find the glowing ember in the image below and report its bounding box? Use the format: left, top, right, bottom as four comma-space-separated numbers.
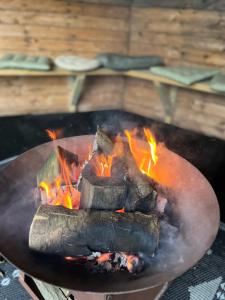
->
126, 255, 140, 273
65, 256, 77, 261
97, 253, 112, 263
124, 128, 158, 178
115, 208, 125, 213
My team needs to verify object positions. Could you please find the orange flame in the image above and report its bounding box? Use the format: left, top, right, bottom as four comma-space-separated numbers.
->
39, 143, 80, 209
93, 154, 113, 177
46, 129, 57, 140
124, 128, 158, 178
93, 134, 125, 178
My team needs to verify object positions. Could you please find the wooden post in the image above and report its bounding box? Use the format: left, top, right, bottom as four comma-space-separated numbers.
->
153, 82, 178, 124
69, 75, 86, 112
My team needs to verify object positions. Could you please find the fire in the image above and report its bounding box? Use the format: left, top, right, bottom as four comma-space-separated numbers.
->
39, 130, 81, 209
93, 135, 124, 178
46, 129, 57, 140
39, 154, 80, 209
124, 128, 158, 178
93, 154, 113, 177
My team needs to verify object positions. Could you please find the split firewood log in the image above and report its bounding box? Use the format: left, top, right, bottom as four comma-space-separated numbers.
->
93, 127, 114, 155
37, 146, 79, 185
29, 205, 160, 257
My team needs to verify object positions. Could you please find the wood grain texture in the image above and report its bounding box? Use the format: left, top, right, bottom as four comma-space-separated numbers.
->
123, 77, 225, 140
129, 8, 225, 68
0, 0, 224, 142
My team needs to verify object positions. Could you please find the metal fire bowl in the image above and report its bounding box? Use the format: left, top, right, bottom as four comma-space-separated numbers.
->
0, 135, 220, 294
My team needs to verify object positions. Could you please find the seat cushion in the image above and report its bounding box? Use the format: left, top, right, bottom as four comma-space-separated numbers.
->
210, 74, 225, 92
150, 66, 219, 85
55, 56, 101, 71
96, 53, 164, 70
0, 54, 51, 70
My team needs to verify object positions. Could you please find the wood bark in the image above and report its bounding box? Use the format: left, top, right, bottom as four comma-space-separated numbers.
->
37, 146, 78, 185
79, 175, 127, 210
91, 128, 157, 209
93, 127, 114, 154
29, 205, 160, 256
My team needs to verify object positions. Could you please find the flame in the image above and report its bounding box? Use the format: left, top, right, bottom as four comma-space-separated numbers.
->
124, 128, 158, 178
93, 135, 124, 178
39, 145, 81, 209
46, 129, 57, 140
93, 154, 113, 177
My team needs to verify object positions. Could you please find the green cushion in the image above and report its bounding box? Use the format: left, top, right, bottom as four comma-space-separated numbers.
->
0, 53, 51, 70
150, 66, 219, 85
96, 53, 164, 70
210, 74, 225, 92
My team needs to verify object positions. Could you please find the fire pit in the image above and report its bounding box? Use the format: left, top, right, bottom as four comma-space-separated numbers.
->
0, 131, 219, 294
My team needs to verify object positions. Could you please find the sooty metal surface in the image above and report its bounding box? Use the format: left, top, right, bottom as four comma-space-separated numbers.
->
0, 135, 220, 294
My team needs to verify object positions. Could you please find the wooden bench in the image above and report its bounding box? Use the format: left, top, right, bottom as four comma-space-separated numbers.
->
0, 67, 222, 124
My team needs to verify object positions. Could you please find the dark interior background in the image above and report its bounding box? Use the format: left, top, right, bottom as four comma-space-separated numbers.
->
0, 110, 224, 221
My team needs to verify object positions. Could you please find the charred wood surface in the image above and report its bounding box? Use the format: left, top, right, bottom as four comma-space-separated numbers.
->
29, 205, 160, 256
37, 146, 78, 185
93, 127, 114, 155
126, 155, 155, 199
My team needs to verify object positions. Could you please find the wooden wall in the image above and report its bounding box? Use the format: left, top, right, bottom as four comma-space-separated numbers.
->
123, 6, 225, 140
0, 0, 225, 140
123, 78, 225, 140
129, 8, 225, 68
0, 0, 130, 114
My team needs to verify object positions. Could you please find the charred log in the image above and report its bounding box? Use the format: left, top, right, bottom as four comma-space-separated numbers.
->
126, 155, 155, 199
29, 205, 160, 257
37, 146, 79, 185
93, 127, 114, 155
125, 183, 157, 213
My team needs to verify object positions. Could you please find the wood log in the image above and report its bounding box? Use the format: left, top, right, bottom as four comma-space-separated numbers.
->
91, 128, 157, 208
125, 183, 157, 213
37, 146, 78, 185
29, 205, 160, 256
93, 127, 114, 155
126, 154, 155, 199
79, 168, 127, 210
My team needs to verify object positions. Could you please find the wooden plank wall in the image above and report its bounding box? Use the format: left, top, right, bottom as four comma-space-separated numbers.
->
0, 0, 225, 140
0, 0, 130, 114
123, 6, 225, 140
129, 8, 225, 67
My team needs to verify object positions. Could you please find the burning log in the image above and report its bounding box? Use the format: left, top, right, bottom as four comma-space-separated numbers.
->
79, 173, 127, 210
91, 128, 157, 210
125, 183, 157, 213
126, 155, 155, 199
37, 146, 79, 185
29, 205, 160, 257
